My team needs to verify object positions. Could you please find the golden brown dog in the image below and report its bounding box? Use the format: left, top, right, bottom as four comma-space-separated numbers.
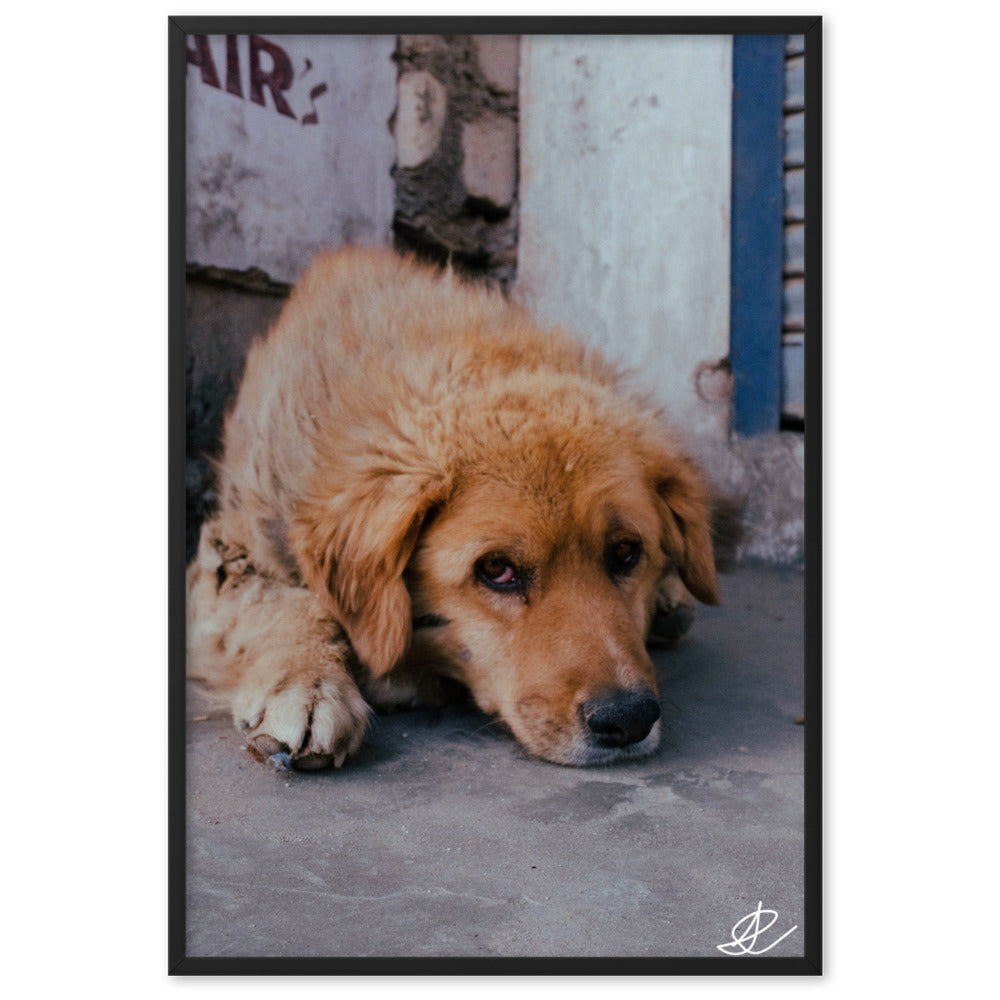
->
187, 247, 721, 768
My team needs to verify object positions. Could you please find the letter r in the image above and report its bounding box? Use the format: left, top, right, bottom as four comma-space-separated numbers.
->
248, 35, 296, 119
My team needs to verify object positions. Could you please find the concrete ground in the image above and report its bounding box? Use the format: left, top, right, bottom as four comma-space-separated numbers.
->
184, 565, 806, 961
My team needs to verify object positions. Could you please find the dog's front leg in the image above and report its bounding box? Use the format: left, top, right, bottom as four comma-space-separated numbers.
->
187, 527, 370, 769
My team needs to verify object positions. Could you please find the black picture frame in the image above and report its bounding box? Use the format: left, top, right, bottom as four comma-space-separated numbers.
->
169, 14, 822, 975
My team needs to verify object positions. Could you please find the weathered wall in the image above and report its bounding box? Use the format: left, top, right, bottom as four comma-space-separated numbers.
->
391, 35, 520, 285
516, 35, 734, 448
186, 33, 397, 283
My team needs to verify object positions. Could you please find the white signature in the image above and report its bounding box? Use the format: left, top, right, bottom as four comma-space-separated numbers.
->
717, 901, 798, 956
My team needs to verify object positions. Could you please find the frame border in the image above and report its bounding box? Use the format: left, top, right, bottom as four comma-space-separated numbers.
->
168, 14, 822, 976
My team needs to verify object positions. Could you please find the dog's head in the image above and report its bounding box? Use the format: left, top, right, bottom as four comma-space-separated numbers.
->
291, 378, 719, 766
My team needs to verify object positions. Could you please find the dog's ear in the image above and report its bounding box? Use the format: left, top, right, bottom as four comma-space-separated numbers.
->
651, 453, 721, 606
290, 470, 449, 677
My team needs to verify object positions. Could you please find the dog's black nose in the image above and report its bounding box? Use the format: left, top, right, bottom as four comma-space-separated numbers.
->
581, 689, 661, 748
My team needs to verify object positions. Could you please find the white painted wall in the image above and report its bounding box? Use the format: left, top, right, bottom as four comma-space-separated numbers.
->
516, 35, 733, 449
186, 34, 396, 284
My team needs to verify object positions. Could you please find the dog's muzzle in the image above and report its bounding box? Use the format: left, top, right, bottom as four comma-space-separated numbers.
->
580, 689, 661, 748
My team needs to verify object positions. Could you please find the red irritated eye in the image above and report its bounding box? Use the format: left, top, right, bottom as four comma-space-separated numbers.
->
605, 537, 643, 578
475, 554, 522, 592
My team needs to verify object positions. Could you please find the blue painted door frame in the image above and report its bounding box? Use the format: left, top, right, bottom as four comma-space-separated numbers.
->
730, 34, 786, 436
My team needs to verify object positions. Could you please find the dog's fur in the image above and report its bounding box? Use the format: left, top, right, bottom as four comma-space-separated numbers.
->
187, 248, 721, 768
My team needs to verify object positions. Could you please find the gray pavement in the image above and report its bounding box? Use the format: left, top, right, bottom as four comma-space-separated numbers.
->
184, 565, 806, 960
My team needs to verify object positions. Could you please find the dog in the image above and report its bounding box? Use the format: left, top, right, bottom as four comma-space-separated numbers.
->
187, 247, 723, 769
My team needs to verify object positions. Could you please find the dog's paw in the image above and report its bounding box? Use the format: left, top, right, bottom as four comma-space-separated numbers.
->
233, 674, 370, 770
647, 574, 696, 647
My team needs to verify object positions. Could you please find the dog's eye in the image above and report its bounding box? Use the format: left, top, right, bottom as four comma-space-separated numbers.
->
606, 538, 643, 578
475, 553, 522, 592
